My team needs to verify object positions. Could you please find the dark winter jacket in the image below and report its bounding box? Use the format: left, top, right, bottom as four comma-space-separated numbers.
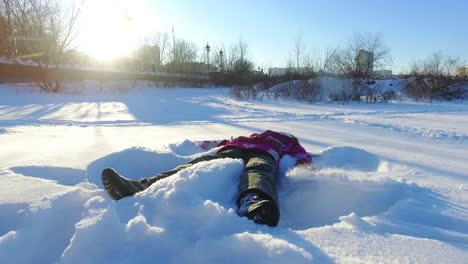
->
198, 130, 312, 165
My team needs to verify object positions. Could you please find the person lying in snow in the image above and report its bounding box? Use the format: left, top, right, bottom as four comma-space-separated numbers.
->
101, 130, 313, 227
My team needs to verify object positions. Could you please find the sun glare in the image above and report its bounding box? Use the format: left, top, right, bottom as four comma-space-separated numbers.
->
78, 0, 142, 61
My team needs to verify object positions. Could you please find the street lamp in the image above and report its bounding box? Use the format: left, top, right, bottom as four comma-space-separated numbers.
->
205, 42, 211, 71
219, 50, 224, 72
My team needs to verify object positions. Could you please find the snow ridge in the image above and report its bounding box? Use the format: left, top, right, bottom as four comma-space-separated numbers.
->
0, 84, 467, 263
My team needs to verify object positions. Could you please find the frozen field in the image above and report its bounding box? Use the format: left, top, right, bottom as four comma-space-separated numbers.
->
0, 82, 467, 263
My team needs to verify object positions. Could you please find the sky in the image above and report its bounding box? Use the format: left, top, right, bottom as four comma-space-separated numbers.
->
75, 0, 468, 73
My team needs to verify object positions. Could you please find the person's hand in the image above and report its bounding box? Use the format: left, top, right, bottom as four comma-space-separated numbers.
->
296, 163, 315, 171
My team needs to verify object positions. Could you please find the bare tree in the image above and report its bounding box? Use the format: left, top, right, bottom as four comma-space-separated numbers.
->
212, 39, 250, 72
51, 3, 81, 64
225, 43, 239, 71
292, 30, 305, 69
7, 0, 80, 64
236, 38, 248, 62
335, 33, 391, 77
134, 38, 162, 71
165, 38, 198, 64
172, 38, 197, 64
0, 0, 14, 56
404, 51, 464, 101
302, 52, 314, 73
197, 44, 205, 64
0, 14, 9, 55
312, 48, 339, 75
232, 38, 254, 73
212, 44, 226, 71
2, 0, 81, 92
150, 32, 169, 65
410, 50, 461, 77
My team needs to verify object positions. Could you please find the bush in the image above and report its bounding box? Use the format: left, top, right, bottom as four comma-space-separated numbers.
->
233, 59, 254, 74
328, 78, 395, 103
328, 84, 353, 103
230, 77, 399, 104
229, 85, 264, 100
403, 51, 465, 101
403, 76, 464, 101
267, 79, 322, 102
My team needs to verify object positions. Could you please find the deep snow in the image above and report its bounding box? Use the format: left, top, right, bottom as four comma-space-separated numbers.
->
0, 82, 467, 263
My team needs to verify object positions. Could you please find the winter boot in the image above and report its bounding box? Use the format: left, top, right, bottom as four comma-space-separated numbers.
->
237, 190, 280, 227
101, 168, 151, 200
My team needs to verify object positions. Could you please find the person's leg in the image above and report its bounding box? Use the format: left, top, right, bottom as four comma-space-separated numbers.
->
237, 151, 280, 227
102, 168, 147, 200
144, 155, 220, 184
145, 147, 245, 184
102, 154, 220, 200
102, 148, 245, 200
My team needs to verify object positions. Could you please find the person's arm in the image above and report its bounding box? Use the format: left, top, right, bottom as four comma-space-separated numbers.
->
289, 143, 313, 166
196, 140, 223, 151
217, 139, 230, 147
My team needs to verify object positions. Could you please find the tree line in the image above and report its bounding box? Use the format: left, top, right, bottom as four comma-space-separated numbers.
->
1, 0, 466, 100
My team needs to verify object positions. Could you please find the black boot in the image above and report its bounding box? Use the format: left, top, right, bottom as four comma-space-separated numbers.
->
101, 168, 150, 200
237, 190, 280, 227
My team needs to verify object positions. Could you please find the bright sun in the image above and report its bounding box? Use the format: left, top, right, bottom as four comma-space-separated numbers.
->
77, 0, 142, 61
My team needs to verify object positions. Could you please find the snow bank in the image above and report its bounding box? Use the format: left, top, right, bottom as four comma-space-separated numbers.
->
86, 147, 190, 188
0, 185, 102, 264
267, 77, 403, 102
2, 140, 457, 263
279, 148, 408, 229
314, 146, 381, 172
168, 139, 205, 156
1, 83, 467, 262
10, 166, 86, 186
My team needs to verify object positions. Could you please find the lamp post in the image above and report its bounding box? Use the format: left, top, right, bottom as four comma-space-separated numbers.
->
219, 50, 224, 72
205, 42, 211, 71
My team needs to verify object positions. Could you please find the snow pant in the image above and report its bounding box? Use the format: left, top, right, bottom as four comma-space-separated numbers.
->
145, 147, 280, 217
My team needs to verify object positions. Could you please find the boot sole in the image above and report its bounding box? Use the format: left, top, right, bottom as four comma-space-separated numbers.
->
101, 168, 132, 200
246, 199, 280, 227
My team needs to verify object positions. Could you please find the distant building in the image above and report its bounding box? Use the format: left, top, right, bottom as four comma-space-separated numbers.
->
136, 45, 160, 72
166, 61, 213, 74
456, 65, 468, 77
268, 67, 288, 76
373, 69, 392, 78
268, 67, 311, 77
356, 50, 374, 75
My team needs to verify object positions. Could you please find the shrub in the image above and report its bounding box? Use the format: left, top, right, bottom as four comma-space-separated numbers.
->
403, 76, 464, 101
230, 77, 399, 104
229, 85, 263, 100
266, 79, 322, 103
403, 51, 464, 101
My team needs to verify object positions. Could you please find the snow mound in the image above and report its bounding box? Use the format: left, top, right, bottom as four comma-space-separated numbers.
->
168, 139, 204, 156
70, 147, 335, 263
67, 147, 321, 264
267, 78, 403, 102
1, 144, 465, 263
279, 164, 409, 229
314, 146, 381, 172
0, 187, 103, 264
11, 166, 86, 186
338, 212, 375, 230
86, 147, 190, 188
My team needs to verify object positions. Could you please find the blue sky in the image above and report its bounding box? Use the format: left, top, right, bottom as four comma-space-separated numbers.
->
78, 0, 467, 73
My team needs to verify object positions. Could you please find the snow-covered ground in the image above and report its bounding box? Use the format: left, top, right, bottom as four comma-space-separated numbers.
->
0, 82, 467, 263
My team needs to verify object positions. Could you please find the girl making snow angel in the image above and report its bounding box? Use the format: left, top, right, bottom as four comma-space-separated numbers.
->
101, 130, 313, 227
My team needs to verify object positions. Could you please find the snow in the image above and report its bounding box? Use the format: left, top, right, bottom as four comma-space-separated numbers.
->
0, 82, 467, 263
267, 77, 405, 102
